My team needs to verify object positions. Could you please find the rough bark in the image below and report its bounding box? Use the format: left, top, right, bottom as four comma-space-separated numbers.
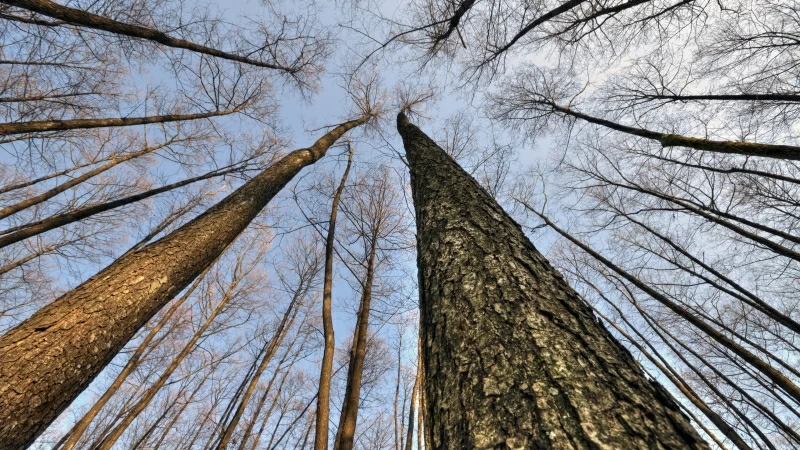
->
3, 0, 300, 73
586, 299, 751, 450
92, 271, 242, 450
396, 111, 709, 449
55, 265, 211, 450
314, 145, 353, 450
0, 115, 368, 450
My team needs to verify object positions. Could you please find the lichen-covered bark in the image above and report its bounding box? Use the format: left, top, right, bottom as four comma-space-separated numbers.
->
396, 112, 709, 449
0, 116, 368, 450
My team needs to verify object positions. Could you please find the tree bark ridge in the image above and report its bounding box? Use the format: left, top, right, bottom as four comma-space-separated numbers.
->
0, 115, 368, 450
397, 111, 709, 449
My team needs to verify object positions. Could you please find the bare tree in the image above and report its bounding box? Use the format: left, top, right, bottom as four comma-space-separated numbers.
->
0, 111, 371, 449
333, 163, 412, 450
314, 144, 354, 450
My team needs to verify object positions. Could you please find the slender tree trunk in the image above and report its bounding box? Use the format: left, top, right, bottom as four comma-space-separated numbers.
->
238, 321, 311, 450
0, 115, 368, 450
394, 335, 403, 450
396, 111, 709, 449
546, 101, 800, 160
0, 108, 241, 135
91, 273, 243, 450
129, 389, 181, 450
617, 211, 800, 334
333, 239, 377, 450
1, 0, 298, 72
404, 340, 421, 450
0, 239, 76, 276
0, 139, 174, 220
215, 282, 307, 449
0, 155, 103, 195
629, 92, 800, 103
150, 373, 209, 450
269, 393, 317, 450
585, 298, 750, 449
418, 352, 428, 450
530, 206, 800, 405
259, 335, 311, 450
0, 165, 242, 249
314, 146, 353, 450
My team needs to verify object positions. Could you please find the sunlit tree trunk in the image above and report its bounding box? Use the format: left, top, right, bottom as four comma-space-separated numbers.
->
0, 115, 368, 450
91, 263, 248, 450
55, 266, 210, 450
396, 111, 709, 449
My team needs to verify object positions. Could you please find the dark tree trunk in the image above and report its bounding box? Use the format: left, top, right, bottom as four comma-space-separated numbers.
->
547, 102, 800, 160
0, 116, 368, 450
396, 112, 709, 449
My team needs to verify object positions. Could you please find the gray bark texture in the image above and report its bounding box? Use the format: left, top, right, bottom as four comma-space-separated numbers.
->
396, 112, 709, 449
0, 116, 367, 450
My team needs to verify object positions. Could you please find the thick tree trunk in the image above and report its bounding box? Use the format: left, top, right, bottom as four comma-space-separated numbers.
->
333, 240, 377, 450
587, 304, 751, 450
314, 146, 353, 450
56, 267, 208, 450
92, 275, 241, 450
396, 112, 709, 449
0, 115, 368, 450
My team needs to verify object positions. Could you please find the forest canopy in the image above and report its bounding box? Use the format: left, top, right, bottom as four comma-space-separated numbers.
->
0, 0, 798, 449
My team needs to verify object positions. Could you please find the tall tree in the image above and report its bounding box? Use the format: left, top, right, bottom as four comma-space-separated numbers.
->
396, 111, 708, 448
0, 113, 371, 450
314, 144, 353, 450
333, 165, 409, 450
